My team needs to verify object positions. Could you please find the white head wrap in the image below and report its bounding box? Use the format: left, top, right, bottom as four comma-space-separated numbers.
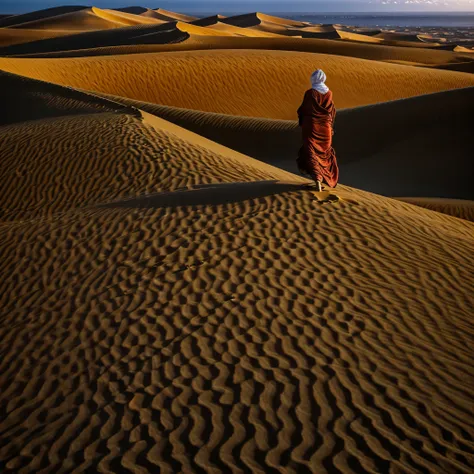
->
311, 69, 329, 94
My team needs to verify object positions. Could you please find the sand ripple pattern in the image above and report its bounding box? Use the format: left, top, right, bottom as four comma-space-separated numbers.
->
1, 75, 474, 473
0, 110, 280, 221
1, 184, 473, 473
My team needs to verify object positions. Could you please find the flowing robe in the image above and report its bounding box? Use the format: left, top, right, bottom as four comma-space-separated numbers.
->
297, 89, 339, 188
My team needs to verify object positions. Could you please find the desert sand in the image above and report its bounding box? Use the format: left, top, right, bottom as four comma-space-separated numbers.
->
1, 6, 473, 474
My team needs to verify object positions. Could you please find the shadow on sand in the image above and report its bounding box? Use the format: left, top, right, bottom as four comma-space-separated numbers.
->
100, 180, 312, 209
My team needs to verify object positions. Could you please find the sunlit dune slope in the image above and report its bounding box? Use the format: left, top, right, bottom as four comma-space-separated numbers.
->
222, 12, 307, 28
190, 16, 282, 37
91, 7, 165, 26
174, 21, 236, 37
151, 8, 197, 22
1, 72, 473, 474
397, 198, 474, 222
0, 71, 295, 221
92, 86, 474, 200
220, 12, 307, 36
1, 49, 473, 119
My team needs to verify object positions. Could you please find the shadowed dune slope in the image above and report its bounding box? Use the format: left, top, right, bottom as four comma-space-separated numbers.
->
7, 7, 124, 31
0, 6, 87, 27
1, 73, 474, 474
93, 86, 474, 200
0, 22, 189, 57
397, 198, 474, 222
173, 21, 236, 37
433, 61, 474, 74
222, 12, 307, 28
1, 50, 473, 118
0, 28, 74, 47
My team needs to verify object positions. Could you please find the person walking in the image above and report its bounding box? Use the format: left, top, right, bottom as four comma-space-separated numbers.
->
297, 69, 339, 192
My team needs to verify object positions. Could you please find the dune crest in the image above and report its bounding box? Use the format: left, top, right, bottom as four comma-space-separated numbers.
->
91, 7, 165, 26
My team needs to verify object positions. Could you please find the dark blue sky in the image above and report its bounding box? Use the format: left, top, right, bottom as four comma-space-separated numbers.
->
3, 0, 474, 14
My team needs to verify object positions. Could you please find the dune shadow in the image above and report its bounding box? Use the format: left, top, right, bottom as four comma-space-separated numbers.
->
101, 180, 310, 209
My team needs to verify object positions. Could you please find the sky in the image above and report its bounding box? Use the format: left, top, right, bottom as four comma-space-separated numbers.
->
3, 0, 474, 14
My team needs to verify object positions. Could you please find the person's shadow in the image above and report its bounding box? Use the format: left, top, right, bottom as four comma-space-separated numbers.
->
100, 180, 313, 209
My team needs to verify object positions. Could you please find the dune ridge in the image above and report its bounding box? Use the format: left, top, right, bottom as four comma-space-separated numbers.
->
0, 28, 74, 47
1, 72, 474, 473
88, 86, 474, 200
3, 30, 472, 69
7, 7, 125, 31
0, 6, 88, 27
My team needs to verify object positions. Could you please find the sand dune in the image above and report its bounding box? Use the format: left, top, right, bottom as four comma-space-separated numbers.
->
191, 14, 228, 26
0, 28, 74, 47
7, 7, 125, 31
220, 12, 305, 36
191, 16, 282, 37
454, 45, 474, 53
5, 33, 472, 71
338, 30, 385, 44
300, 30, 342, 40
1, 71, 473, 474
91, 7, 164, 26
0, 6, 87, 27
1, 49, 473, 119
340, 30, 447, 48
0, 71, 296, 221
0, 23, 190, 57
174, 21, 236, 37
376, 31, 428, 42
223, 12, 307, 28
432, 61, 474, 73
151, 8, 197, 22
89, 86, 474, 200
397, 197, 474, 222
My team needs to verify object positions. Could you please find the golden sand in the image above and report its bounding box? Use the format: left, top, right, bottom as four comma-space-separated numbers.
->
1, 7, 473, 473
1, 49, 474, 118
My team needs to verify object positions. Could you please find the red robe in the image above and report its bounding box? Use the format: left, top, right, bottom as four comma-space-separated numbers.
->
297, 89, 339, 188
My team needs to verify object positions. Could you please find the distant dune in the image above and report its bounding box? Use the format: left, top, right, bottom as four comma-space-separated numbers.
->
8, 7, 125, 31
0, 6, 88, 27
0, 28, 74, 47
